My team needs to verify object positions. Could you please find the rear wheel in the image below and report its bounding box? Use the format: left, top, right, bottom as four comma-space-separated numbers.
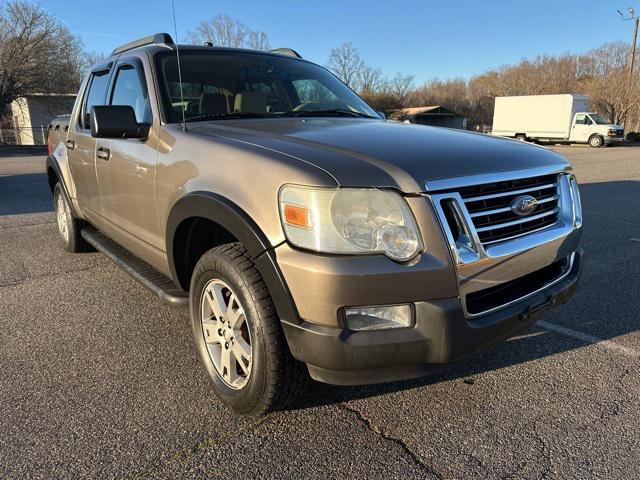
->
515, 134, 527, 142
589, 135, 604, 148
53, 182, 89, 253
190, 243, 307, 416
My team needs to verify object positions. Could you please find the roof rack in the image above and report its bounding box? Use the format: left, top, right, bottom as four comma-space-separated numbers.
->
269, 48, 302, 59
112, 33, 175, 55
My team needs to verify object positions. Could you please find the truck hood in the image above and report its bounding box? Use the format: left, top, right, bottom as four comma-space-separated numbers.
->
190, 118, 570, 193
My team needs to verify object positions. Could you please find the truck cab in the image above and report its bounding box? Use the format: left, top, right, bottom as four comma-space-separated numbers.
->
570, 112, 625, 147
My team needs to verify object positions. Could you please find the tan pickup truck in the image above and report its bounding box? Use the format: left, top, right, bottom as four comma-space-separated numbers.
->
47, 33, 583, 416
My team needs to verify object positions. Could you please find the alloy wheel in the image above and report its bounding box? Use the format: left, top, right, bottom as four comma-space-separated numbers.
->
55, 192, 69, 243
200, 279, 253, 389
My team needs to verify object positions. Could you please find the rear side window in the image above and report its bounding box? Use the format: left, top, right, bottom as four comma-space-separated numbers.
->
81, 71, 110, 129
110, 65, 151, 123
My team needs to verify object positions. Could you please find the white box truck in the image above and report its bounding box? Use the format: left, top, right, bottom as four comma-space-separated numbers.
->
491, 94, 624, 147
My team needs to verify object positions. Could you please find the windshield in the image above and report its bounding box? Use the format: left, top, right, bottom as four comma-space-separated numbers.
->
589, 113, 610, 125
155, 50, 379, 123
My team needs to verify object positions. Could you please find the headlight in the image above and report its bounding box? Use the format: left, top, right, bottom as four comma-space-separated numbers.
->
279, 185, 422, 261
568, 175, 582, 228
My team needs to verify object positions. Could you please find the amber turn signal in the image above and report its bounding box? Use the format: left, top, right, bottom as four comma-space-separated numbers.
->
283, 204, 312, 228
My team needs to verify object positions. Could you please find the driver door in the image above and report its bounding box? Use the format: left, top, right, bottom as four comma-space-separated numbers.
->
571, 113, 592, 142
94, 56, 163, 268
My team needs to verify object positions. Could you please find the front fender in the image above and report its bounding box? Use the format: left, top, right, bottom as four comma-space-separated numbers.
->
166, 191, 301, 325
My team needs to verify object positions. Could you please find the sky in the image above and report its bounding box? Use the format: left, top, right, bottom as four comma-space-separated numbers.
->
38, 0, 637, 83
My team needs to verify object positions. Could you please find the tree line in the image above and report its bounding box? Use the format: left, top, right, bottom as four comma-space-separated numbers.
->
1, 3, 638, 131
188, 13, 640, 130
328, 41, 640, 130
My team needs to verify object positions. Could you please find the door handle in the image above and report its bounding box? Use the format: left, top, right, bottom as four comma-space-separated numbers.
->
65, 140, 75, 150
96, 147, 110, 161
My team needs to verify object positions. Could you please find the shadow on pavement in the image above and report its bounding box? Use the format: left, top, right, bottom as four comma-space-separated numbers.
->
0, 173, 53, 215
0, 146, 47, 156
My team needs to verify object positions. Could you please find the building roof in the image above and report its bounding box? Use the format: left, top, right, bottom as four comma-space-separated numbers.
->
393, 106, 462, 116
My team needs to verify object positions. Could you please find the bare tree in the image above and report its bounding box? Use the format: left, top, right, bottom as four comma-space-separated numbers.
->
579, 68, 639, 125
390, 73, 414, 106
0, 1, 86, 116
84, 51, 106, 71
359, 65, 383, 93
247, 30, 270, 51
327, 42, 364, 90
189, 13, 270, 51
190, 14, 246, 47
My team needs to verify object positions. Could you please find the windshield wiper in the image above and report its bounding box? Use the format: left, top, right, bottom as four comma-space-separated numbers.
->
185, 112, 270, 123
284, 109, 377, 119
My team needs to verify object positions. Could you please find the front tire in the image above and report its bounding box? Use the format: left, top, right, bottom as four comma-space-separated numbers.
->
589, 135, 604, 148
190, 243, 307, 416
53, 182, 89, 253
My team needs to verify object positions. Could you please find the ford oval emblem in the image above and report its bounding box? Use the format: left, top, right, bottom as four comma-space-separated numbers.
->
511, 195, 538, 216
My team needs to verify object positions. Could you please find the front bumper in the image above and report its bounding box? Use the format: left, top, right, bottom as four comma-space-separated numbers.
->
282, 250, 582, 385
604, 136, 624, 144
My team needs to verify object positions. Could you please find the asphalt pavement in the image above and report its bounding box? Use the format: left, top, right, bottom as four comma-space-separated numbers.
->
0, 144, 638, 479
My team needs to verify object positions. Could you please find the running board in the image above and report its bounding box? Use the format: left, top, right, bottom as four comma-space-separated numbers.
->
81, 227, 189, 307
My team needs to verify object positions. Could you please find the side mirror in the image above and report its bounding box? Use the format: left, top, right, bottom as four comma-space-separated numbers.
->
377, 111, 387, 120
90, 105, 149, 139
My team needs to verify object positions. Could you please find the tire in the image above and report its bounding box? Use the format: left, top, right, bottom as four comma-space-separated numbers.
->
515, 134, 527, 142
589, 135, 604, 148
53, 182, 89, 253
190, 243, 307, 416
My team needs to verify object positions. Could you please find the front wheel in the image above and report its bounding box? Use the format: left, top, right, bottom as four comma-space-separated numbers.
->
53, 183, 89, 253
190, 243, 307, 416
589, 135, 604, 148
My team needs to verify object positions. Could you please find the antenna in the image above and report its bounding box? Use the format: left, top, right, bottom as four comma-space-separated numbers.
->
170, 0, 187, 131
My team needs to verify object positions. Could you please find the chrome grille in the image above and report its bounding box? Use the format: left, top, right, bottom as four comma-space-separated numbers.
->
457, 174, 560, 246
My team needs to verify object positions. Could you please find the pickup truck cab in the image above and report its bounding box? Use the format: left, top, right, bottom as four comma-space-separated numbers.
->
492, 94, 624, 147
47, 34, 583, 415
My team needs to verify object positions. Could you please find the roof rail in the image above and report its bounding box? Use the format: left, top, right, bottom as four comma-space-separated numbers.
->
269, 48, 302, 59
112, 33, 175, 55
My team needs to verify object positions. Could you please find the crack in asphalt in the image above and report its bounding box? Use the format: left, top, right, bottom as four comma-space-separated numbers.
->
599, 368, 631, 424
338, 403, 443, 479
124, 415, 272, 479
532, 419, 551, 480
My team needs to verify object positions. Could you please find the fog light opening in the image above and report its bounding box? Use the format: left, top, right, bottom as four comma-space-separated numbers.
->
344, 304, 414, 331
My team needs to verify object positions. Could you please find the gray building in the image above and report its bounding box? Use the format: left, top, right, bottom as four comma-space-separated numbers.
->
6, 94, 76, 145
391, 106, 467, 130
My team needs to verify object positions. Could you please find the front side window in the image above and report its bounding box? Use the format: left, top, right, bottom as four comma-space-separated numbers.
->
575, 114, 588, 125
110, 65, 151, 123
81, 70, 110, 129
155, 51, 378, 123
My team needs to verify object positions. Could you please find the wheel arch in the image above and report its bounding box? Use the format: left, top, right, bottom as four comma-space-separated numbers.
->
46, 155, 79, 217
166, 191, 301, 325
